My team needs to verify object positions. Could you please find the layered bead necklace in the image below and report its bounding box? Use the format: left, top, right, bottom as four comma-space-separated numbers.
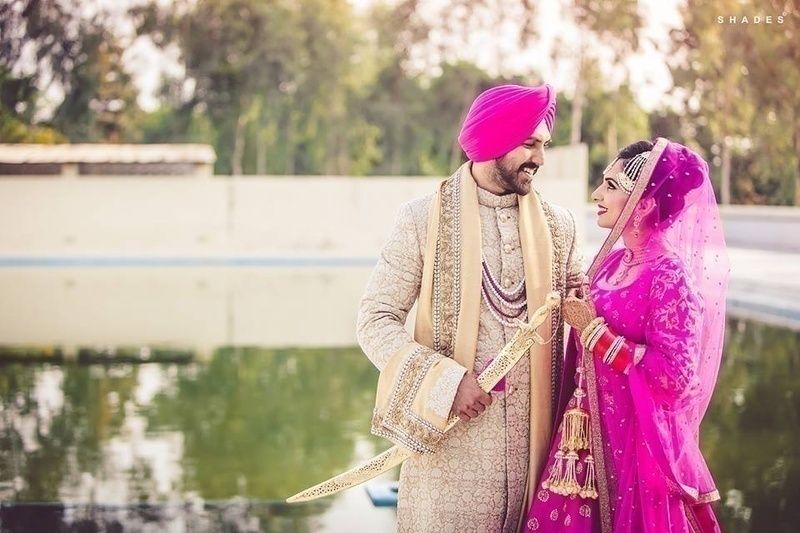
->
480, 255, 527, 327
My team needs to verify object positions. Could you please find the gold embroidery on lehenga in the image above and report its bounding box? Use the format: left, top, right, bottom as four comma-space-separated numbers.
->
584, 346, 614, 533
696, 489, 720, 503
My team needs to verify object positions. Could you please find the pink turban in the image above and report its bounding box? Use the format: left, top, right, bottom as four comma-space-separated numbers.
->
457, 84, 557, 162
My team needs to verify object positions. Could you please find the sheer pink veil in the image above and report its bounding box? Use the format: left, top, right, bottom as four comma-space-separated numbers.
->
588, 138, 730, 503
647, 141, 729, 410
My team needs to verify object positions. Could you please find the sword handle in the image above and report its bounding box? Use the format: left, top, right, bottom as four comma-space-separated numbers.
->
445, 291, 560, 428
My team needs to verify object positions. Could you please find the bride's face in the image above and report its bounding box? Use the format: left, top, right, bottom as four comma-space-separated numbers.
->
591, 159, 629, 229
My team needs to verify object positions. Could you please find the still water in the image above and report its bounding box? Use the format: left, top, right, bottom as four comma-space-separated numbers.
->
0, 267, 798, 532
0, 347, 392, 532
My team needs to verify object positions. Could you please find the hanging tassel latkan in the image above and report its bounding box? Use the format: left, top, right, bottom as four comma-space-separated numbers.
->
579, 454, 599, 499
542, 448, 567, 491
542, 366, 599, 500
562, 406, 590, 451
552, 450, 581, 496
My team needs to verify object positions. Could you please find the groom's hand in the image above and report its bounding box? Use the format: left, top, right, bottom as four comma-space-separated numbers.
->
452, 372, 492, 422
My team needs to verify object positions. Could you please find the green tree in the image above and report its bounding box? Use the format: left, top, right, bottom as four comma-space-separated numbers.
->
668, 0, 798, 205
0, 0, 79, 142
0, 0, 141, 143
131, 0, 366, 175
577, 59, 650, 187
560, 0, 643, 146
51, 30, 141, 143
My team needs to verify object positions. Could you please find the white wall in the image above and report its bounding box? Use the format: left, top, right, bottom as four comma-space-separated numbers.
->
0, 144, 589, 260
0, 145, 588, 350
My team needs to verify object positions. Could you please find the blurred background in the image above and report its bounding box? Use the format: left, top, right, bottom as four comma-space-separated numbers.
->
1, 0, 798, 203
0, 0, 798, 532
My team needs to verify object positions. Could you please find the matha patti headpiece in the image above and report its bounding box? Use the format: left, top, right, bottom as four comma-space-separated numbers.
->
614, 151, 651, 193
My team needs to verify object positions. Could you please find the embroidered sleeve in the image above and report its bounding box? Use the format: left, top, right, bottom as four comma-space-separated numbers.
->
638, 259, 704, 407
372, 345, 467, 453
356, 199, 426, 370
425, 365, 467, 418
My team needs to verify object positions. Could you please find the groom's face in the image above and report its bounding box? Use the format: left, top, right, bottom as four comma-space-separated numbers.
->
491, 121, 551, 196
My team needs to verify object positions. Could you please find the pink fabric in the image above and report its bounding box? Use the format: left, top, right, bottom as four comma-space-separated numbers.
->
457, 84, 556, 162
523, 141, 728, 532
627, 141, 729, 507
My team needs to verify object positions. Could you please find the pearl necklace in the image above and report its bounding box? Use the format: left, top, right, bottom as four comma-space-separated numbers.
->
481, 256, 527, 327
611, 247, 663, 285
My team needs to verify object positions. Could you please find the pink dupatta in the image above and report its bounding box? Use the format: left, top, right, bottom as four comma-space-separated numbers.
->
586, 139, 729, 530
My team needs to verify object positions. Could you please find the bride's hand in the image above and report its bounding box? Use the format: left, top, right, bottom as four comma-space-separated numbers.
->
562, 278, 597, 333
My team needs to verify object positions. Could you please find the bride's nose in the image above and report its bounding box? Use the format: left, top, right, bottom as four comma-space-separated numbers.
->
591, 183, 603, 202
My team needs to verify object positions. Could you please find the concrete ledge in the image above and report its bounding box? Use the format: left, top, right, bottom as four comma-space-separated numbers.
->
584, 204, 800, 253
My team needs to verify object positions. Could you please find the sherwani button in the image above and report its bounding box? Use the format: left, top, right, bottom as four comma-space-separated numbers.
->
503, 243, 512, 253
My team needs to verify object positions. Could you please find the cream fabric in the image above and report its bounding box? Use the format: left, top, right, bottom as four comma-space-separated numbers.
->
357, 166, 583, 532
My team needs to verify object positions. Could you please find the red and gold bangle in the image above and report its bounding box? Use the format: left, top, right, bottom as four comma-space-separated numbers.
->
592, 328, 615, 356
590, 327, 635, 374
611, 340, 634, 374
586, 324, 607, 352
580, 317, 607, 348
604, 335, 625, 364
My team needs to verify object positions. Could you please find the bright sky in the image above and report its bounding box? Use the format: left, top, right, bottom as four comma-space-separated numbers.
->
110, 0, 684, 113
395, 0, 684, 111
531, 0, 684, 111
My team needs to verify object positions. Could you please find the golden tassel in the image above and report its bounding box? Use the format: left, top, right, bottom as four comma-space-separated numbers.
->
562, 406, 590, 451
579, 454, 599, 499
543, 367, 598, 501
542, 448, 566, 491
557, 450, 582, 496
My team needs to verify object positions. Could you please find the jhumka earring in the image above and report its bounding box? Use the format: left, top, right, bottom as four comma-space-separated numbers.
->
632, 213, 642, 239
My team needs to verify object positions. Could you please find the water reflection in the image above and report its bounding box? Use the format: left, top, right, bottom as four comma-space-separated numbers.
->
703, 318, 800, 533
144, 347, 382, 500
0, 318, 797, 532
0, 267, 375, 350
0, 347, 389, 531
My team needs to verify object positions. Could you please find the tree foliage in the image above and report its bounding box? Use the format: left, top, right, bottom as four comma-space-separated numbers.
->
1, 0, 798, 205
0, 0, 141, 143
668, 0, 799, 204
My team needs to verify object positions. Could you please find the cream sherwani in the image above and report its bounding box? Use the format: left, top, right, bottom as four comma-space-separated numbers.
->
357, 167, 583, 532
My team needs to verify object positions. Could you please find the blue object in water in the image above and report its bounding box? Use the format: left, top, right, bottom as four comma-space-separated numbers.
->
365, 482, 399, 507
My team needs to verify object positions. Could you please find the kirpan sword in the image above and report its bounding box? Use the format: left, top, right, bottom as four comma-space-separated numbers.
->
286, 291, 561, 503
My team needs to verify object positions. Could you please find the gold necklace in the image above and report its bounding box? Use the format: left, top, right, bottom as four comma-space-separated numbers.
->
611, 248, 663, 285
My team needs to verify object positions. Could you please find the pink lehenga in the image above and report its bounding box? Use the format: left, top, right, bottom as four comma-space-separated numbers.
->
523, 139, 729, 532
